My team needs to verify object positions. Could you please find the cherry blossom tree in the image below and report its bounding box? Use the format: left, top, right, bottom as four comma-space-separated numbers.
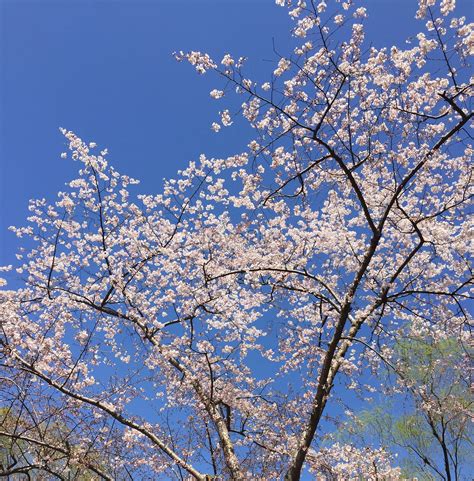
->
1, 0, 472, 479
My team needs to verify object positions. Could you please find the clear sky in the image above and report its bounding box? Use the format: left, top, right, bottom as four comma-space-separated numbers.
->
4, 0, 473, 265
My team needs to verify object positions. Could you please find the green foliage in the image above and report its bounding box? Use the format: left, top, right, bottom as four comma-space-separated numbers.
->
0, 405, 111, 480
334, 335, 473, 479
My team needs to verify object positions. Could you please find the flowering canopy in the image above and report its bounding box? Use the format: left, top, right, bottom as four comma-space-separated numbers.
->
1, 0, 472, 479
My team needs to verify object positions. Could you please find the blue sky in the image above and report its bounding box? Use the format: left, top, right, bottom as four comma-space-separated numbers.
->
3, 0, 470, 265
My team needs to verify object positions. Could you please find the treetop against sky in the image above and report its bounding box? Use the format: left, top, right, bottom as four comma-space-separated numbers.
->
0, 0, 472, 479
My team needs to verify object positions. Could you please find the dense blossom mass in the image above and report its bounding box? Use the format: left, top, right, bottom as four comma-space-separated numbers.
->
1, 0, 473, 479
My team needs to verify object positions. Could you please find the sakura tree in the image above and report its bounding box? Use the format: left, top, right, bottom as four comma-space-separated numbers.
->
1, 0, 472, 479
